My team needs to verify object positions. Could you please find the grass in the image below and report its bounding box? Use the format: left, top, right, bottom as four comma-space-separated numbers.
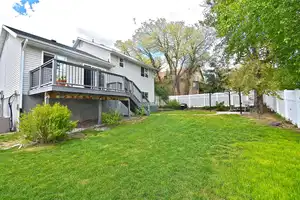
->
0, 132, 21, 143
156, 109, 216, 115
1, 112, 300, 199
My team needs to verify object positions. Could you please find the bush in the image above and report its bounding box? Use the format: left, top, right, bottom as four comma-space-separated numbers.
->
165, 100, 181, 109
135, 106, 146, 117
155, 84, 169, 102
216, 101, 229, 111
102, 110, 122, 125
19, 103, 77, 144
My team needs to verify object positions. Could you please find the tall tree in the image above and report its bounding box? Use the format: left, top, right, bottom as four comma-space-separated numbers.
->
202, 60, 230, 93
228, 58, 279, 114
204, 0, 300, 88
115, 19, 213, 95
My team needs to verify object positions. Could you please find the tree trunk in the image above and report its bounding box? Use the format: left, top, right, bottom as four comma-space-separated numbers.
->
253, 90, 264, 115
172, 77, 177, 95
184, 72, 192, 95
176, 77, 181, 95
257, 94, 264, 115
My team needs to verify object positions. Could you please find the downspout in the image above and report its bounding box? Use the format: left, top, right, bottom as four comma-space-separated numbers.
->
19, 39, 28, 112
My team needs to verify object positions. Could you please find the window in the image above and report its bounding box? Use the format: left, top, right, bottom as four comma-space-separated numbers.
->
142, 92, 149, 99
43, 52, 55, 63
42, 52, 55, 83
141, 67, 149, 78
119, 58, 124, 67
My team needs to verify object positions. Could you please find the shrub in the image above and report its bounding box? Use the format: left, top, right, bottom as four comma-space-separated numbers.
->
135, 106, 146, 117
216, 101, 228, 111
166, 100, 181, 109
102, 110, 122, 125
19, 103, 77, 144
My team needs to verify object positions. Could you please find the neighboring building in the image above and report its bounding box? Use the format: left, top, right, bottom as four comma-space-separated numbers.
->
0, 25, 156, 131
158, 68, 204, 95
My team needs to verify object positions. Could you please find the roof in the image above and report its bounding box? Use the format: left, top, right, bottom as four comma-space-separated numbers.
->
74, 37, 158, 71
3, 25, 111, 65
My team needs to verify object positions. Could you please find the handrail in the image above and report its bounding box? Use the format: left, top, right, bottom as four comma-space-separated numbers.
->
29, 59, 54, 73
30, 59, 151, 104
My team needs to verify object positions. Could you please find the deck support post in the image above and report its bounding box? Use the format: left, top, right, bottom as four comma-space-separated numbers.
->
128, 98, 131, 118
44, 92, 50, 104
98, 100, 102, 124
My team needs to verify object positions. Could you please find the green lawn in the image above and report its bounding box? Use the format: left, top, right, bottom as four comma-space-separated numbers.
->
156, 109, 216, 115
1, 112, 300, 199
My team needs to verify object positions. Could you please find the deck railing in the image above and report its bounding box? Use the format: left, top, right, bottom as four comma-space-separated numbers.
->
29, 59, 149, 104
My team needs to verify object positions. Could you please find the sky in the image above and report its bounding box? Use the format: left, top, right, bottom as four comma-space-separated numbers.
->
0, 0, 205, 47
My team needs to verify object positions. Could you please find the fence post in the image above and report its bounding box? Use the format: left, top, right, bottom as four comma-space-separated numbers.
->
284, 90, 289, 120
239, 89, 242, 114
209, 93, 212, 111
188, 95, 191, 108
228, 91, 231, 107
296, 90, 300, 128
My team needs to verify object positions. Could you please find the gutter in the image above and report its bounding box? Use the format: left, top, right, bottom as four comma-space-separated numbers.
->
19, 39, 28, 110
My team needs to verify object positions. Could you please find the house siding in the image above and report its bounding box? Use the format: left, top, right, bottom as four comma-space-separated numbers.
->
23, 46, 43, 94
23, 46, 107, 94
75, 42, 155, 103
0, 34, 22, 97
77, 41, 111, 62
110, 55, 155, 103
0, 34, 22, 128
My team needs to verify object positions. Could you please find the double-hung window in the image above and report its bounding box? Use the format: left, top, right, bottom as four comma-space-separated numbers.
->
142, 92, 149, 99
141, 67, 149, 78
119, 58, 124, 67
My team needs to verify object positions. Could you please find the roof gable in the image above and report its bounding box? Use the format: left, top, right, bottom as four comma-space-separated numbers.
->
74, 37, 158, 71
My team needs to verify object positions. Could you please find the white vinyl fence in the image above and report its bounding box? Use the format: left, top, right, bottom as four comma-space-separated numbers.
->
169, 92, 255, 108
264, 90, 300, 127
169, 90, 300, 128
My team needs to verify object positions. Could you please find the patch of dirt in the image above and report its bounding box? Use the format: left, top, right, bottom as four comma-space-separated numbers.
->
244, 112, 299, 131
120, 162, 128, 166
77, 120, 98, 128
122, 117, 147, 124
68, 132, 86, 139
79, 179, 90, 185
0, 141, 20, 149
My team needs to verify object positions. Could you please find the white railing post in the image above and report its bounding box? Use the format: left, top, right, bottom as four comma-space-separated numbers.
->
95, 70, 99, 90
188, 95, 191, 108
52, 59, 57, 85
38, 66, 42, 88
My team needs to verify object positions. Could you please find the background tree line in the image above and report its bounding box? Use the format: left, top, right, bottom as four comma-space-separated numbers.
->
115, 0, 299, 114
115, 18, 221, 98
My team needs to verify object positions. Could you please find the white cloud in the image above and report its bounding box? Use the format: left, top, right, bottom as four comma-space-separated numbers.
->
0, 0, 205, 47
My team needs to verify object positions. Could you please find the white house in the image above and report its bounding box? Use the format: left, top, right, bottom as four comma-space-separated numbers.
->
0, 25, 156, 132
73, 38, 156, 103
